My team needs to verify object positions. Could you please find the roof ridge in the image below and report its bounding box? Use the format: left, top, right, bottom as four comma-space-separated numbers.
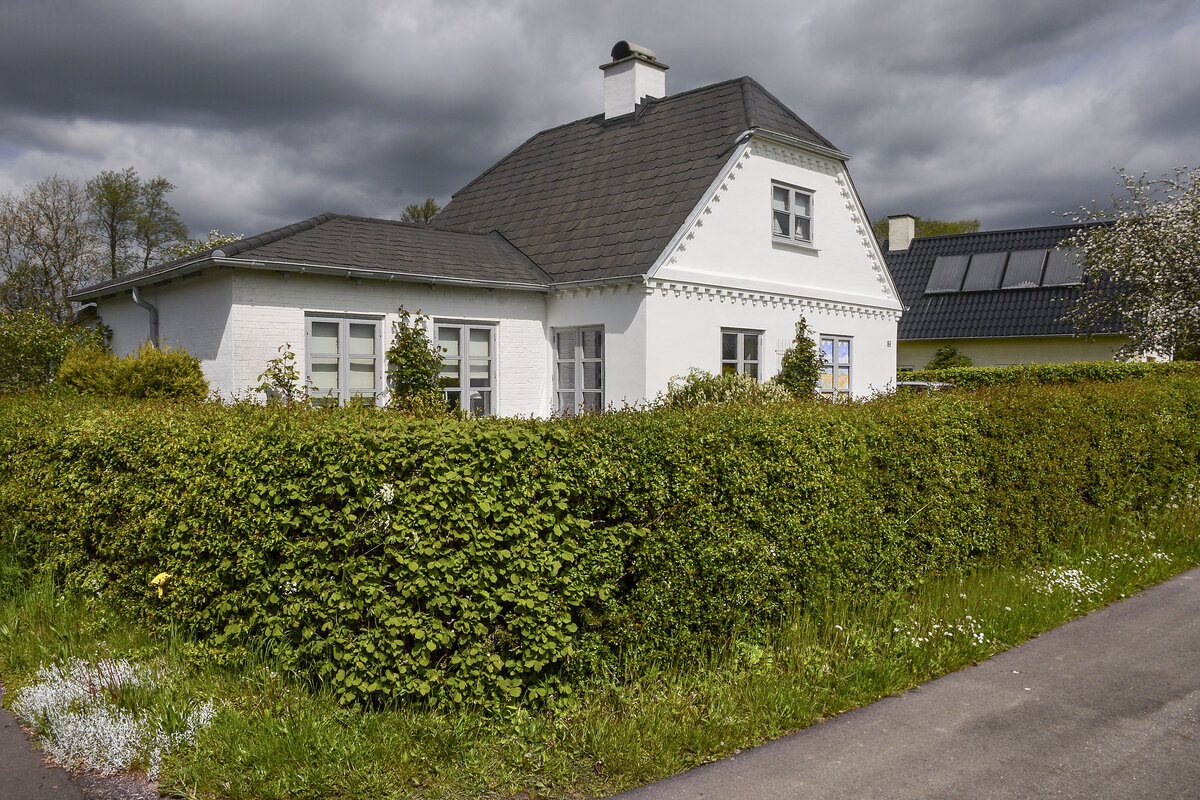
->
906, 219, 1110, 245
445, 76, 754, 209
220, 212, 342, 257
738, 76, 838, 150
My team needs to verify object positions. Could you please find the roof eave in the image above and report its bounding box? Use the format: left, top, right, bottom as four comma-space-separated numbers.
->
215, 257, 550, 292
69, 256, 215, 301
750, 128, 850, 162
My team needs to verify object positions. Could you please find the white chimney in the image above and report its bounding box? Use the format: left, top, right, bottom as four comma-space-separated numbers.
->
600, 41, 668, 120
888, 214, 917, 251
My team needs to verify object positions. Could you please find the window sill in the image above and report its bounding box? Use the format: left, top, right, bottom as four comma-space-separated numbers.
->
771, 237, 819, 255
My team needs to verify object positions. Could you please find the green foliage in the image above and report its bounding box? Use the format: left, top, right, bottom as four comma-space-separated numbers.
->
871, 216, 981, 243
87, 167, 189, 278
1, 377, 1198, 710
0, 309, 107, 393
904, 360, 1200, 389
386, 307, 444, 413
661, 369, 794, 408
925, 345, 973, 369
400, 197, 441, 225
772, 317, 823, 398
256, 343, 303, 405
56, 342, 208, 399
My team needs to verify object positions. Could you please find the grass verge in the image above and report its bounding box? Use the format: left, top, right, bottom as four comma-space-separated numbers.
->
2, 495, 1197, 799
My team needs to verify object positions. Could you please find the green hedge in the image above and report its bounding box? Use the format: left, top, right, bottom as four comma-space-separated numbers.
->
903, 360, 1200, 389
2, 379, 1199, 708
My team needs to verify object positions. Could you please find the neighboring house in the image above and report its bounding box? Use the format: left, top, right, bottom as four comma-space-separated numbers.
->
883, 215, 1129, 370
71, 42, 903, 415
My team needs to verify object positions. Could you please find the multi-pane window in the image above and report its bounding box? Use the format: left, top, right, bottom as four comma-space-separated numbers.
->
819, 336, 851, 398
555, 326, 603, 414
307, 316, 380, 406
772, 182, 813, 243
721, 329, 761, 379
437, 323, 494, 415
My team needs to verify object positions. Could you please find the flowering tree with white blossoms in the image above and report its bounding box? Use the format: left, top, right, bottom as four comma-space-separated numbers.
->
1064, 167, 1200, 360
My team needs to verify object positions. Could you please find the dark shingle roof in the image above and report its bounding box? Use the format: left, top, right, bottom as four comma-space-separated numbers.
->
886, 223, 1119, 340
434, 76, 839, 283
71, 213, 549, 300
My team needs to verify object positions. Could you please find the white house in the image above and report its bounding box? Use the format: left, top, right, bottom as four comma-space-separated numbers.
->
71, 42, 903, 415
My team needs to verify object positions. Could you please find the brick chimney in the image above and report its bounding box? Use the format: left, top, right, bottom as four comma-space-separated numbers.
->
600, 41, 668, 120
888, 214, 916, 251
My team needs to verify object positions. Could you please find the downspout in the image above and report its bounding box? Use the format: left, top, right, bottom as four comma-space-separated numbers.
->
130, 286, 159, 345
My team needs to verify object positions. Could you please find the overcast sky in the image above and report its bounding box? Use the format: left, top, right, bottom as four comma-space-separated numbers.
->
2, 0, 1197, 239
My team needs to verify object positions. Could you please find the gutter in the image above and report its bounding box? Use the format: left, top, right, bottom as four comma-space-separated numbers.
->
214, 257, 550, 293
130, 286, 159, 345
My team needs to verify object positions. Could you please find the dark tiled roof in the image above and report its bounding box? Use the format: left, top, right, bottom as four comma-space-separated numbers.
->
434, 77, 838, 283
886, 223, 1120, 340
72, 213, 549, 299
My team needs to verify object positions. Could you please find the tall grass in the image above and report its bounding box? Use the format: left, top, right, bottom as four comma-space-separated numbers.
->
2, 499, 1197, 799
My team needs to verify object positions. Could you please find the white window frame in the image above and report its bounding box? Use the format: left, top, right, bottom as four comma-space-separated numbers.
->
305, 315, 382, 406
554, 326, 604, 414
819, 335, 852, 399
772, 181, 814, 244
435, 321, 496, 416
721, 328, 763, 379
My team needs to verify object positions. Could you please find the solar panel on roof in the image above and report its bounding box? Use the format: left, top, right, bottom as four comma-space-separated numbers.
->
1042, 248, 1082, 286
925, 255, 969, 293
962, 252, 1008, 291
1002, 249, 1047, 289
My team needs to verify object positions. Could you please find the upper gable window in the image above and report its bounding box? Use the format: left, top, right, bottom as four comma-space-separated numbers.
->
772, 183, 813, 244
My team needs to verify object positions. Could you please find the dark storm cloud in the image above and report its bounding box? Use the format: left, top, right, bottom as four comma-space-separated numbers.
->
1, 0, 1197, 239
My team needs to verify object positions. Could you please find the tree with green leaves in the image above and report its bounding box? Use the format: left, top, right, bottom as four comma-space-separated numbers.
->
135, 176, 189, 270
400, 197, 441, 224
926, 345, 972, 369
871, 216, 981, 244
772, 317, 823, 398
1065, 167, 1200, 360
87, 167, 141, 278
0, 306, 107, 392
87, 167, 189, 277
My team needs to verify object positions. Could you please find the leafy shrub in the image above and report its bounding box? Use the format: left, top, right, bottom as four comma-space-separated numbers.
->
904, 360, 1200, 389
2, 378, 1198, 708
56, 346, 121, 396
56, 342, 208, 400
0, 308, 107, 393
773, 317, 822, 398
660, 369, 793, 408
256, 344, 304, 405
386, 307, 445, 414
926, 345, 972, 369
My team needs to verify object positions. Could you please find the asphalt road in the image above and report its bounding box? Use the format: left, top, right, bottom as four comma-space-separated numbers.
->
612, 566, 1200, 799
0, 685, 85, 800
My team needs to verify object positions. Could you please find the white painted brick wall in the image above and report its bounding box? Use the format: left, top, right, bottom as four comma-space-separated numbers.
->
232, 271, 551, 414
95, 269, 234, 392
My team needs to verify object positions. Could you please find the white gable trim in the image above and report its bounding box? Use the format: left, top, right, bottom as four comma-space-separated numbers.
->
646, 277, 901, 322
750, 138, 901, 306
645, 135, 753, 281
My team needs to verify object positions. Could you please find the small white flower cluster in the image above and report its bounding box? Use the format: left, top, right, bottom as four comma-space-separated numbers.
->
1080, 550, 1170, 571
1030, 567, 1104, 599
892, 616, 989, 649
12, 658, 214, 779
